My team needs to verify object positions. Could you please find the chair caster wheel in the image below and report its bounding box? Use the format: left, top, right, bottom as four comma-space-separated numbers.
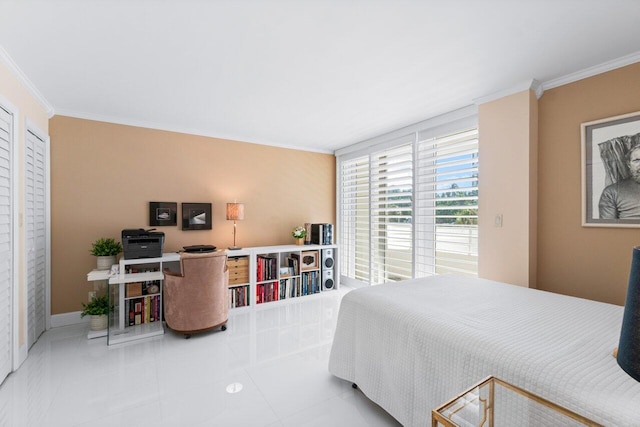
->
184, 334, 191, 339
221, 325, 227, 331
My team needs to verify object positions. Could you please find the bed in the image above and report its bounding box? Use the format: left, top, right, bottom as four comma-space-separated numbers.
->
328, 275, 640, 426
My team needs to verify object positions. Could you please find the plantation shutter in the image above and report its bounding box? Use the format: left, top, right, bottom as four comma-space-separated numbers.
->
339, 155, 370, 283
0, 105, 13, 384
415, 128, 478, 277
370, 142, 413, 284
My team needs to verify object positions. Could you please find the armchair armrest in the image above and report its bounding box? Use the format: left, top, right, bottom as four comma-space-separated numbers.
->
163, 268, 183, 278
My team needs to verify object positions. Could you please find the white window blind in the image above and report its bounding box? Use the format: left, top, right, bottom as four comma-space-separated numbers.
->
370, 143, 413, 284
415, 128, 478, 277
339, 155, 370, 283
337, 108, 478, 286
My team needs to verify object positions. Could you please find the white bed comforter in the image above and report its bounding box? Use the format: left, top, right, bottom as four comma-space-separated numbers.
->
328, 275, 640, 426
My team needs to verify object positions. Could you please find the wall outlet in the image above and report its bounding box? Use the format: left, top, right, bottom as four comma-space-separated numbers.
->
494, 214, 503, 228
88, 291, 96, 301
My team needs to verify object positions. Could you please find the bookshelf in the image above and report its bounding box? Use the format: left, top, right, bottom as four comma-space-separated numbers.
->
107, 253, 179, 345
226, 244, 338, 309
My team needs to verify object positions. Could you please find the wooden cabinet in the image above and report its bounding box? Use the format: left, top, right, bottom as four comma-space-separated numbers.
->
228, 255, 249, 285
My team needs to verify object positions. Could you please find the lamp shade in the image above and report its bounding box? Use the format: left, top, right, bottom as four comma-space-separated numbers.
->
617, 246, 640, 382
226, 203, 245, 221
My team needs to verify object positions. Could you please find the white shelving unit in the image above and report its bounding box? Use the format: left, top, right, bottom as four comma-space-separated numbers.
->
86, 246, 336, 345
226, 244, 338, 309
107, 253, 179, 345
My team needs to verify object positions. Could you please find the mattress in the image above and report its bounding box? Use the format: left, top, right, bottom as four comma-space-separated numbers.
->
328, 275, 640, 426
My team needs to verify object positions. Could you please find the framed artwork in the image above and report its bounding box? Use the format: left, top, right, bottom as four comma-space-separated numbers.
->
149, 202, 177, 226
182, 203, 212, 230
300, 250, 319, 270
581, 111, 640, 227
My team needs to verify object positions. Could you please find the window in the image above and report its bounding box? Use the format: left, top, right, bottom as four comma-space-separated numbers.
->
337, 109, 478, 286
415, 129, 478, 277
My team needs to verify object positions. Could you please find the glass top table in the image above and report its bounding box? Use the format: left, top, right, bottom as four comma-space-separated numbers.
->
431, 376, 602, 427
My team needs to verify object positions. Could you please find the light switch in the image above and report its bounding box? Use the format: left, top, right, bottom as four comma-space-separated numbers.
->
494, 214, 503, 228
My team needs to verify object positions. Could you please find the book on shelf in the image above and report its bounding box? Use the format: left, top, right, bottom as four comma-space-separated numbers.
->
310, 223, 333, 245
304, 223, 312, 245
257, 254, 278, 281
288, 254, 300, 275
229, 285, 249, 308
256, 281, 280, 304
127, 295, 161, 327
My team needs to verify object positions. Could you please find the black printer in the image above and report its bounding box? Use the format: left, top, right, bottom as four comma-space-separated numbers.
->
121, 229, 165, 259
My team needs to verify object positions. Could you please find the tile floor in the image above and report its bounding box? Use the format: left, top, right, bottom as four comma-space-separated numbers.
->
0, 287, 402, 426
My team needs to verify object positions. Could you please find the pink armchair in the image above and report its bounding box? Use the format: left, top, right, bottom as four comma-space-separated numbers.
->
163, 251, 229, 338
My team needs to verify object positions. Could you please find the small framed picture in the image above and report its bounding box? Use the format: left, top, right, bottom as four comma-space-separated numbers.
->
581, 111, 640, 227
182, 203, 212, 230
301, 250, 319, 270
149, 202, 177, 226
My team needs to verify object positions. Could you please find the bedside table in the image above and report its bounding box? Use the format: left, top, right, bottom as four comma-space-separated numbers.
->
432, 376, 601, 427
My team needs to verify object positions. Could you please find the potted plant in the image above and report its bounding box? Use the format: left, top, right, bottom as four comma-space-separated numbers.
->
292, 226, 306, 245
90, 237, 123, 270
81, 294, 110, 331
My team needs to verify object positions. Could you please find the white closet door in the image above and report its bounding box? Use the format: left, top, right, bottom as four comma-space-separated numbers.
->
26, 129, 46, 349
0, 105, 13, 383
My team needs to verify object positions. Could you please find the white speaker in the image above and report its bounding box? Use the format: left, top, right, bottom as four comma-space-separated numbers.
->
322, 249, 335, 290
322, 269, 334, 290
322, 248, 334, 269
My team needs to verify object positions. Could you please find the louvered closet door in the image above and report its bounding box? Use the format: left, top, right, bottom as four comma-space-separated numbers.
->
26, 129, 46, 349
0, 106, 13, 383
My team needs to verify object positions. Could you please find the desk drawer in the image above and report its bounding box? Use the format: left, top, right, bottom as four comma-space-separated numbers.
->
229, 274, 249, 285
228, 258, 249, 285
227, 256, 249, 267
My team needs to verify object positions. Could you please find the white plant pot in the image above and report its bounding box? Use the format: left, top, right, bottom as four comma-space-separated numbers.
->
96, 255, 116, 270
90, 314, 107, 331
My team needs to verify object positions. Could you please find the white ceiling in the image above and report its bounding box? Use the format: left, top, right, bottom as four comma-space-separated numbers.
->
1, 0, 640, 153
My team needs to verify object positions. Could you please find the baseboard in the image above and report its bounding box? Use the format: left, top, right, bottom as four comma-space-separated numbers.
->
51, 311, 88, 328
15, 343, 27, 370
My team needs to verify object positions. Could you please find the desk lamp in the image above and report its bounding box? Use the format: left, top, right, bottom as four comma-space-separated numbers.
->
617, 245, 640, 382
226, 202, 245, 250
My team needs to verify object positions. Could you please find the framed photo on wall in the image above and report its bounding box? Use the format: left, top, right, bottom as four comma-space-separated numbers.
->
582, 111, 640, 227
149, 202, 177, 226
182, 203, 212, 230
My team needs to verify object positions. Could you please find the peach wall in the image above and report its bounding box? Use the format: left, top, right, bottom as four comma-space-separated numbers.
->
537, 63, 640, 305
49, 116, 335, 314
478, 89, 537, 287
0, 60, 50, 348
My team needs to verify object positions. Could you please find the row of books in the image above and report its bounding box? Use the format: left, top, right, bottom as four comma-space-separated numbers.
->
304, 223, 333, 245
256, 281, 279, 304
256, 271, 323, 304
256, 254, 278, 282
280, 276, 320, 298
300, 270, 321, 295
229, 285, 249, 308
126, 295, 160, 326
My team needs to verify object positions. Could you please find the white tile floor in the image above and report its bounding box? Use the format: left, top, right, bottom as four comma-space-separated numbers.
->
0, 287, 402, 427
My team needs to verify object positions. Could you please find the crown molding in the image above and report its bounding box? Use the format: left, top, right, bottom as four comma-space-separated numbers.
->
474, 79, 543, 106
0, 45, 54, 118
541, 50, 640, 91
54, 108, 334, 155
